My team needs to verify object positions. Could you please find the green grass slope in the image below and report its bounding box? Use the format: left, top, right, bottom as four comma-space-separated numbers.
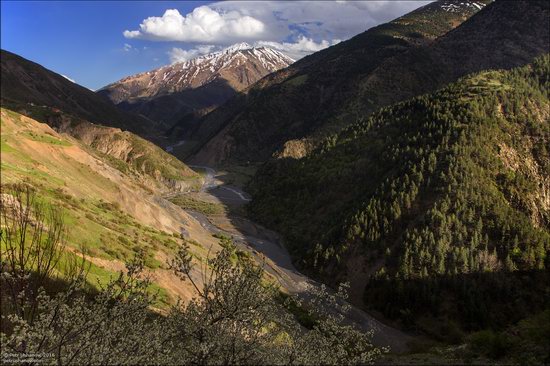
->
0, 49, 202, 192
1, 108, 219, 306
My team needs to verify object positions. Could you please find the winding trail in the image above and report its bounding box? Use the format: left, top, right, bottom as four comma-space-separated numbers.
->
169, 157, 413, 353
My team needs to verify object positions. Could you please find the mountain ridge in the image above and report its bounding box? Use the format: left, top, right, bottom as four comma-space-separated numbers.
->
0, 50, 201, 193
0, 49, 156, 135
97, 43, 294, 127
187, 0, 495, 165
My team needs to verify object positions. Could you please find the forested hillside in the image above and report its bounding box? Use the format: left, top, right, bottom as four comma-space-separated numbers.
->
248, 56, 550, 335
342, 0, 550, 131
187, 0, 491, 164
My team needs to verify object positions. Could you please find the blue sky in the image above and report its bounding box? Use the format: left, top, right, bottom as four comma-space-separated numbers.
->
1, 1, 429, 90
1, 1, 211, 89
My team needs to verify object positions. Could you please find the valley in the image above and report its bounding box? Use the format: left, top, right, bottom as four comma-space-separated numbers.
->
168, 161, 413, 352
1, 0, 549, 364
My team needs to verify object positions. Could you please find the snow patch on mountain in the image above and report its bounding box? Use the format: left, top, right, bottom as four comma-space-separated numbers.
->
99, 43, 294, 104
441, 1, 486, 13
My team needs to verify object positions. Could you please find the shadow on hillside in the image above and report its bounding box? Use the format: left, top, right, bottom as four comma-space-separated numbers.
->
119, 78, 239, 143
0, 272, 100, 335
363, 268, 550, 337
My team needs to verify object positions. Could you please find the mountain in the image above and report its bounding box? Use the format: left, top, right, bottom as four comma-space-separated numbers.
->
247, 56, 550, 337
186, 0, 494, 165
188, 0, 549, 167
0, 50, 201, 193
342, 0, 550, 130
97, 43, 294, 128
0, 50, 155, 135
190, 0, 550, 339
0, 49, 220, 306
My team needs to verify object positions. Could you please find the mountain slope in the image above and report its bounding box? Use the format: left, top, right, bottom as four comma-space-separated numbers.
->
248, 56, 550, 335
345, 0, 550, 129
0, 50, 155, 135
1, 50, 200, 192
188, 0, 493, 165
97, 43, 293, 128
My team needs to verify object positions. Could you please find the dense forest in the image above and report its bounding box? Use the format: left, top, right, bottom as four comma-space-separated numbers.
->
248, 56, 550, 338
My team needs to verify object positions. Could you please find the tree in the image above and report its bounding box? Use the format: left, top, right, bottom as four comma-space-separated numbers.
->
167, 245, 386, 365
1, 183, 87, 328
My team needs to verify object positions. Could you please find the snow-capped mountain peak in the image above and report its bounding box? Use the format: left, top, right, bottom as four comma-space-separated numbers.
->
222, 42, 253, 52
99, 44, 294, 105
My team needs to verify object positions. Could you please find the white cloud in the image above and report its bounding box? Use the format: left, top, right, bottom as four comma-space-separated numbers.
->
255, 37, 340, 61
123, 43, 133, 52
168, 45, 218, 64
123, 30, 140, 38
210, 1, 431, 44
124, 7, 265, 43
61, 74, 75, 83
124, 1, 432, 61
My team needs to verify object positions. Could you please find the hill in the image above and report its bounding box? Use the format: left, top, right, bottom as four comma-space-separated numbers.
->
0, 108, 221, 304
247, 56, 550, 337
188, 0, 549, 167
341, 0, 550, 133
1, 50, 200, 192
0, 49, 156, 135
